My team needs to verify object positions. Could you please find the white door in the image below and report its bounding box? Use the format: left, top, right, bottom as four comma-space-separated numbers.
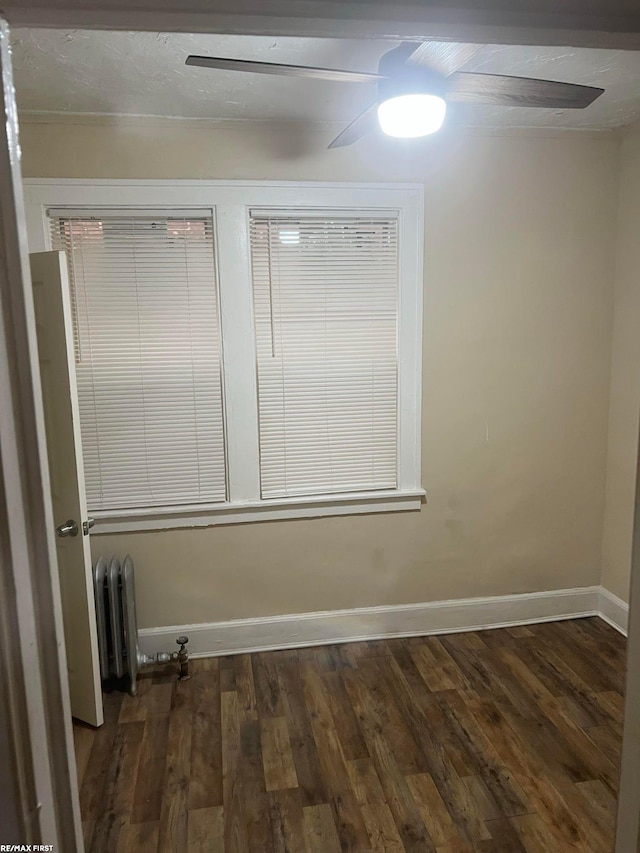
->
30, 251, 103, 727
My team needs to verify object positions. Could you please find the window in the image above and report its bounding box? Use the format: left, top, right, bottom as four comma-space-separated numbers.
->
26, 180, 424, 531
49, 212, 227, 510
251, 214, 399, 498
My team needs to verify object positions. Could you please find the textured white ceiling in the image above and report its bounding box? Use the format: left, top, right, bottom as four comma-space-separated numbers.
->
10, 28, 640, 129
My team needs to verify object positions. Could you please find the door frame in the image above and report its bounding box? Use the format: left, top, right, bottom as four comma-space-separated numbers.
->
0, 19, 82, 850
5, 0, 640, 47
3, 3, 640, 849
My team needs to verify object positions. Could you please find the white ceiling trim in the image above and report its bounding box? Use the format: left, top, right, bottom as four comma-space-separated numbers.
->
5, 0, 640, 49
17, 109, 620, 139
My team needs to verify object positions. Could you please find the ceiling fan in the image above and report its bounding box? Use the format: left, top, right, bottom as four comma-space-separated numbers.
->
186, 42, 604, 149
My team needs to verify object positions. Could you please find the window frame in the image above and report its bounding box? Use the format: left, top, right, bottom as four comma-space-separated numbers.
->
24, 179, 425, 532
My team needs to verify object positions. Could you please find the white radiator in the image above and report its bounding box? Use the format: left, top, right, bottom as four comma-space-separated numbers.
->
92, 554, 189, 695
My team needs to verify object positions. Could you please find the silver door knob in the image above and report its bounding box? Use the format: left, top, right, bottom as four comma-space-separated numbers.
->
56, 519, 78, 538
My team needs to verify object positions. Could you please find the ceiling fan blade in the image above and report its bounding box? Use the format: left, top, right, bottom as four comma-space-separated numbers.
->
447, 73, 604, 108
407, 42, 484, 77
328, 103, 378, 149
186, 55, 381, 84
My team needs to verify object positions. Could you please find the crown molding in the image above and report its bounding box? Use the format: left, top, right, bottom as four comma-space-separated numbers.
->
18, 110, 620, 140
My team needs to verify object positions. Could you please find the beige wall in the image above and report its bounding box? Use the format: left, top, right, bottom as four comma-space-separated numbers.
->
602, 126, 640, 603
21, 117, 620, 628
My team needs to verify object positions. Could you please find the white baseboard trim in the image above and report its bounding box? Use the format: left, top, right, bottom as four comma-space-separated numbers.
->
139, 585, 608, 659
598, 587, 629, 636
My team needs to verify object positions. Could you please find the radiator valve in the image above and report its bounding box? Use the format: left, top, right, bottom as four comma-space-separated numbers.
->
176, 635, 190, 681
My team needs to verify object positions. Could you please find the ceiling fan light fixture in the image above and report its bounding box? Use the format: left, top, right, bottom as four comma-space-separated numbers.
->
377, 93, 447, 138
184, 48, 606, 151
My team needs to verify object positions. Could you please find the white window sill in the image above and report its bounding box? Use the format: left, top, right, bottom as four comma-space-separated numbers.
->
91, 489, 426, 534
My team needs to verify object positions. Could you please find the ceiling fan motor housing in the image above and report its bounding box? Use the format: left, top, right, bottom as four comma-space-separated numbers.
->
377, 54, 447, 104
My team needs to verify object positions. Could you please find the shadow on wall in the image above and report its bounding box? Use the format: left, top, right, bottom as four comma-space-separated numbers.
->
253, 121, 348, 160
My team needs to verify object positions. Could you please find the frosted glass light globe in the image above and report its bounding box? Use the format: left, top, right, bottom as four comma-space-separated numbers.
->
377, 93, 447, 138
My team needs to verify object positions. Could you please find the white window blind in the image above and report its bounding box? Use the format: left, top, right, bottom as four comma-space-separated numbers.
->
250, 213, 399, 498
50, 212, 227, 511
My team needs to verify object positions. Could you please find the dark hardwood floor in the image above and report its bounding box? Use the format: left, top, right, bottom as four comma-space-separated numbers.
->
74, 617, 626, 852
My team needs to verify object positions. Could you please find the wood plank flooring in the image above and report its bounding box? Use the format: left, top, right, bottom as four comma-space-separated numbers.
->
74, 617, 626, 852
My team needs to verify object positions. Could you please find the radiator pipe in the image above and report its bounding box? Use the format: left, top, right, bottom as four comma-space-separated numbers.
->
136, 635, 189, 681
176, 635, 190, 680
